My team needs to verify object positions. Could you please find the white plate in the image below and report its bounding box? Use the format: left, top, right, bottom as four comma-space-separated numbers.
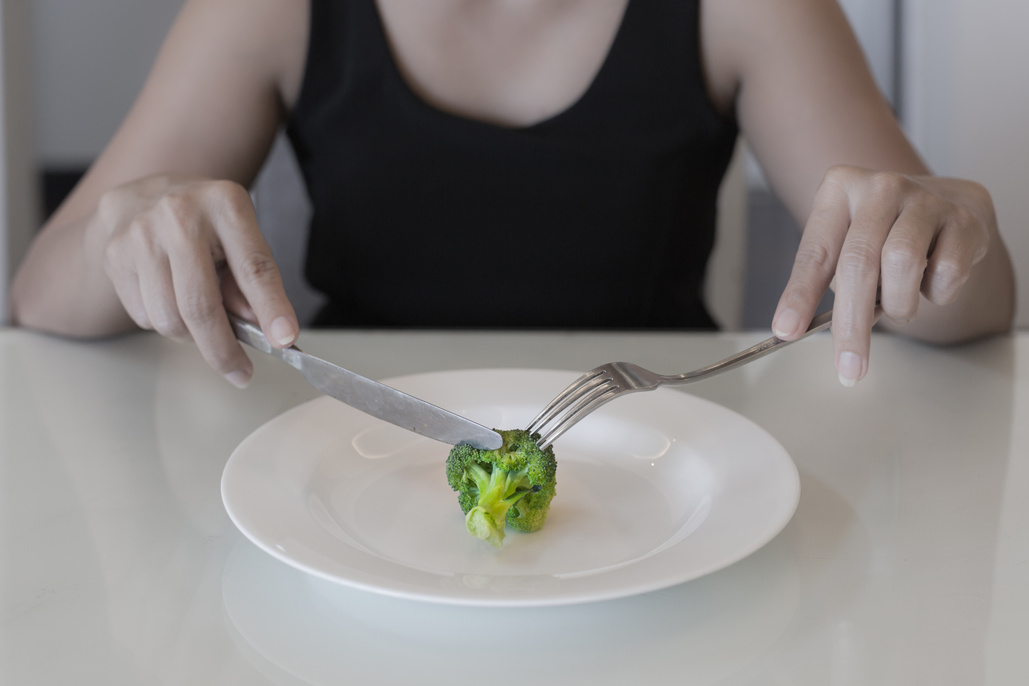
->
221, 368, 799, 607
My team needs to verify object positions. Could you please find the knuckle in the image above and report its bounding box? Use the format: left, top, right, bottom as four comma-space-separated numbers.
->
884, 301, 918, 323
823, 164, 858, 183
951, 204, 988, 243
880, 288, 919, 321
124, 217, 165, 260
219, 179, 251, 202
203, 345, 244, 375
156, 192, 200, 230
101, 229, 127, 263
925, 258, 969, 303
867, 170, 910, 198
207, 179, 255, 217
150, 312, 189, 340
206, 178, 243, 199
178, 292, 222, 326
127, 308, 151, 330
96, 188, 121, 223
153, 202, 213, 254
101, 246, 123, 279
105, 217, 156, 266
881, 239, 927, 279
793, 239, 836, 274
837, 238, 880, 280
829, 317, 863, 342
123, 214, 152, 241
901, 192, 941, 219
235, 251, 280, 285
787, 241, 837, 301
818, 164, 858, 196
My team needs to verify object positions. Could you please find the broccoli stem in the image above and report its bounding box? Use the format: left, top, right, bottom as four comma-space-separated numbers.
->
464, 465, 532, 547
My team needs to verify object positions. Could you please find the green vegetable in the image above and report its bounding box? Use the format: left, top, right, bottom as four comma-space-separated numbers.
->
445, 429, 557, 548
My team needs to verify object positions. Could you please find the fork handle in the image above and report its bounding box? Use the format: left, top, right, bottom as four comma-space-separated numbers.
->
670, 307, 839, 384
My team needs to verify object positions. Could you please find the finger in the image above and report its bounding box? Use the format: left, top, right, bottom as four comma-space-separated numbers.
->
922, 205, 989, 305
878, 199, 939, 323
109, 268, 151, 330
165, 226, 254, 388
219, 265, 256, 322
830, 196, 898, 387
213, 183, 298, 348
772, 176, 850, 340
137, 257, 192, 341
103, 246, 150, 329
102, 220, 155, 330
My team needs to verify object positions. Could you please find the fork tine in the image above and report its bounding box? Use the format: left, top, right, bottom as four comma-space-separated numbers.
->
534, 383, 621, 448
526, 369, 608, 434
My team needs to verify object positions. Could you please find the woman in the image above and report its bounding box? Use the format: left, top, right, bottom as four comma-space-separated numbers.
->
10, 0, 1015, 389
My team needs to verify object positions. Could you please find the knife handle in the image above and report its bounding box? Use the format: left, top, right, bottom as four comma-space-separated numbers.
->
228, 314, 304, 368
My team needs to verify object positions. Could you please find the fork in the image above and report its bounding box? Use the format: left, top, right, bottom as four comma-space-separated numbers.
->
526, 307, 851, 448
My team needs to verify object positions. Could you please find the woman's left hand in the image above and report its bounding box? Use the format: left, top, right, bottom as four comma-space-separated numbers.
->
770, 165, 996, 386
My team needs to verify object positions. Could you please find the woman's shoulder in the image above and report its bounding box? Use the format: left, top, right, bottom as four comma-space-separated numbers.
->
699, 0, 860, 117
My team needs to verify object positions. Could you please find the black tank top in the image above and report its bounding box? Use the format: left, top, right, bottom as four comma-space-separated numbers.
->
287, 0, 738, 329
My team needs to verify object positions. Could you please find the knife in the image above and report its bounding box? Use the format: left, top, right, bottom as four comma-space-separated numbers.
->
229, 315, 503, 450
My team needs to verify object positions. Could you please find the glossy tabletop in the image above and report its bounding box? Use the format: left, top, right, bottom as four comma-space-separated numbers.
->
1, 327, 1026, 685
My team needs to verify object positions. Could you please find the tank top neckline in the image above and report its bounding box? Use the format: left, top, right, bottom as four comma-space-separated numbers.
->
365, 0, 636, 133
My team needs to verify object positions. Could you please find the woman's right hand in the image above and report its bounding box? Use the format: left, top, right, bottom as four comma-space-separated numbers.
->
92, 175, 299, 387
11, 0, 309, 386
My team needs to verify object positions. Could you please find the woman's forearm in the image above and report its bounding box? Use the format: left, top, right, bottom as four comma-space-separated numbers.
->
10, 212, 136, 338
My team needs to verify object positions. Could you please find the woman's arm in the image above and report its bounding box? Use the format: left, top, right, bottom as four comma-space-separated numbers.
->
11, 0, 309, 386
702, 0, 1016, 384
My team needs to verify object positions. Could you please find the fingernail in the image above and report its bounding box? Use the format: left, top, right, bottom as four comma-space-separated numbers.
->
225, 370, 251, 389
774, 309, 801, 339
271, 316, 297, 347
837, 352, 864, 387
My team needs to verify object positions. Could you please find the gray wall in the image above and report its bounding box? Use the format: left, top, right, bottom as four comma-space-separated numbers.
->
30, 0, 183, 166
2, 0, 39, 324
902, 0, 1029, 328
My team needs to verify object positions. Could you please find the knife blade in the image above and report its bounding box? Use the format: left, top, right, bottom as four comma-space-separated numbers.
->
229, 316, 503, 450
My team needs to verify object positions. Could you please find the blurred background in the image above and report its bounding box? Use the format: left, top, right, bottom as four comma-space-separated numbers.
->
2, 0, 1027, 329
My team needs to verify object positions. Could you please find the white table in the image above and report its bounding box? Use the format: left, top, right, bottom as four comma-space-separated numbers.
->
2, 327, 1026, 685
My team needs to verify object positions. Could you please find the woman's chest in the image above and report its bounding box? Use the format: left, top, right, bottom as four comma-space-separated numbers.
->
373, 0, 632, 128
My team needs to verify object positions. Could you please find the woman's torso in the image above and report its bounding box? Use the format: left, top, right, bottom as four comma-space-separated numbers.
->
278, 0, 739, 328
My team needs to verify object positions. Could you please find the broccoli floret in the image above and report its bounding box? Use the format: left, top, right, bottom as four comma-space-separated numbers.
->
445, 429, 557, 548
